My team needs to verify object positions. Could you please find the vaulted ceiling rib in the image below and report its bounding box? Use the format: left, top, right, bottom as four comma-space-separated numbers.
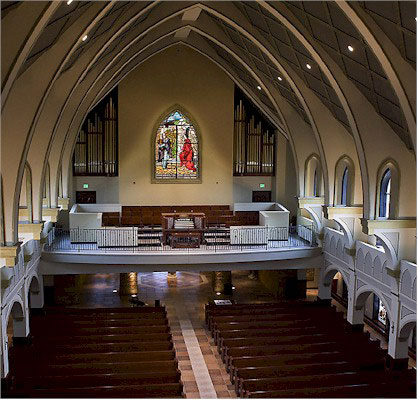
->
281, 0, 412, 149
7, 0, 415, 150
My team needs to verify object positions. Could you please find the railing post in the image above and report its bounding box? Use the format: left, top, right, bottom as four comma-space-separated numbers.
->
311, 224, 316, 247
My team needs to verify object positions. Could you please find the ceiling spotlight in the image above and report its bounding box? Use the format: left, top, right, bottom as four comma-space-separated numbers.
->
112, 289, 118, 293
131, 294, 137, 298
67, 0, 73, 4
82, 35, 88, 42
277, 76, 283, 81
257, 85, 262, 90
216, 292, 221, 296
347, 45, 354, 52
306, 63, 312, 70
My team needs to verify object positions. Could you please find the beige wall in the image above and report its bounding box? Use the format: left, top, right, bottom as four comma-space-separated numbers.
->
118, 45, 234, 206
233, 176, 274, 203
71, 176, 119, 204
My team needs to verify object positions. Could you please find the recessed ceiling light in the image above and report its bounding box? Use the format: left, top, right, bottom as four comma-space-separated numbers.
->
306, 63, 312, 70
216, 292, 221, 295
82, 35, 88, 42
277, 76, 283, 81
257, 85, 262, 90
67, 0, 73, 4
347, 45, 354, 52
112, 289, 118, 293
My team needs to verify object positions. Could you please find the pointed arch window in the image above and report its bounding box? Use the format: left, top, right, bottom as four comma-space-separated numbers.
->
379, 169, 391, 218
341, 167, 348, 206
313, 169, 318, 197
154, 110, 199, 181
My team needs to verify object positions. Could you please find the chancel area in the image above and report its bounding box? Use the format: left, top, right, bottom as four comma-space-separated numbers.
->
1, 1, 417, 398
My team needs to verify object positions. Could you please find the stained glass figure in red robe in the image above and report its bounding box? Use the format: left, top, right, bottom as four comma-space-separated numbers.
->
179, 128, 196, 172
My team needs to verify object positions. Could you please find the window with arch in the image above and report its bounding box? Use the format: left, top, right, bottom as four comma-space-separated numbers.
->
341, 167, 348, 206
379, 168, 391, 218
305, 155, 322, 197
373, 294, 387, 327
334, 156, 354, 206
154, 110, 199, 181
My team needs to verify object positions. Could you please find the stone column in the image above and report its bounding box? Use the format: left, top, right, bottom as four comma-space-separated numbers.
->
54, 275, 85, 305
296, 269, 307, 299
346, 269, 364, 331
386, 294, 409, 370
212, 271, 232, 295
119, 272, 138, 296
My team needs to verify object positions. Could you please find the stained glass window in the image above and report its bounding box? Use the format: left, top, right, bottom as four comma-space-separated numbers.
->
154, 111, 199, 181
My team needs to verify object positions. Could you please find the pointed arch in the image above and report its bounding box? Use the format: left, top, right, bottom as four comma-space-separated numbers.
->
334, 155, 355, 206
304, 154, 323, 197
152, 105, 201, 183
376, 159, 400, 220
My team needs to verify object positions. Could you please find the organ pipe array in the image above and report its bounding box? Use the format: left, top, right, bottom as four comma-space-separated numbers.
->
234, 88, 275, 176
73, 88, 118, 176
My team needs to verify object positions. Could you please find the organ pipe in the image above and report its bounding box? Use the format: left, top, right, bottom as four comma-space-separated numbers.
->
73, 88, 118, 176
233, 87, 275, 176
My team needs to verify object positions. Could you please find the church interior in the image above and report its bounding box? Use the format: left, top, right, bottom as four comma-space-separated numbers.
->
1, 0, 417, 398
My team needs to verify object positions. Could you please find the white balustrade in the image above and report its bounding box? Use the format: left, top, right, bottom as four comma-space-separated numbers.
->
230, 226, 268, 245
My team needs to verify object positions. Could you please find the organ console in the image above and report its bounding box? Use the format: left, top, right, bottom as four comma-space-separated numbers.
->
161, 212, 206, 247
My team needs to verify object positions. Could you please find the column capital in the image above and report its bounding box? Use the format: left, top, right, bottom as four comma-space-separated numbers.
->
0, 243, 22, 267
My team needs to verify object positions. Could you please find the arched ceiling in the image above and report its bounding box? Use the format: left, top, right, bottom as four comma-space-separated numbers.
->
4, 0, 414, 150
280, 0, 413, 148
358, 1, 416, 67
1, 0, 416, 245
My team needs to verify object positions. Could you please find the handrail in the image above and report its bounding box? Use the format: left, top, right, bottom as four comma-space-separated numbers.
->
44, 225, 316, 253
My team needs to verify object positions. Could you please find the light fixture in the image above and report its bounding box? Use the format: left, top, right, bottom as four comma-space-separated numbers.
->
82, 35, 88, 42
67, 0, 73, 4
347, 45, 354, 52
277, 76, 283, 81
131, 294, 137, 298
306, 63, 312, 70
232, 286, 236, 290
112, 289, 118, 293
216, 292, 221, 296
257, 85, 262, 90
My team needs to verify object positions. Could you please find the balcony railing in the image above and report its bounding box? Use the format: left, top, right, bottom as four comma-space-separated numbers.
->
44, 225, 316, 253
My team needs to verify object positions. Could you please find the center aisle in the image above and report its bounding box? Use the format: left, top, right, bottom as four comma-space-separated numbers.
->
72, 271, 274, 398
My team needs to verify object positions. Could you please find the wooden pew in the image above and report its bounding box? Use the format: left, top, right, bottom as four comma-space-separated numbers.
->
31, 328, 171, 344
206, 304, 338, 327
234, 360, 385, 396
15, 359, 179, 377
15, 370, 182, 391
32, 323, 169, 337
32, 318, 169, 330
229, 350, 384, 382
213, 319, 332, 343
221, 333, 358, 362
45, 306, 166, 315
228, 341, 384, 376
245, 381, 416, 398
10, 382, 184, 398
48, 338, 172, 353
51, 350, 175, 364
13, 350, 176, 367
216, 325, 347, 350
240, 370, 392, 396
